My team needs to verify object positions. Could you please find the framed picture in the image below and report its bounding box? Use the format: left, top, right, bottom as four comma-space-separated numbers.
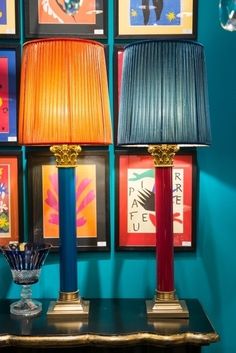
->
0, 0, 19, 38
24, 0, 107, 38
0, 150, 22, 246
0, 45, 20, 144
27, 149, 110, 251
115, 0, 197, 39
116, 149, 196, 251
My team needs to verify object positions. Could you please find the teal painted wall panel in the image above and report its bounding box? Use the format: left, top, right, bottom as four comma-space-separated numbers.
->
0, 0, 235, 352
195, 1, 236, 352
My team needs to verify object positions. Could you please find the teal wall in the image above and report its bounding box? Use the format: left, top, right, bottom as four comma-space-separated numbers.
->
0, 1, 236, 352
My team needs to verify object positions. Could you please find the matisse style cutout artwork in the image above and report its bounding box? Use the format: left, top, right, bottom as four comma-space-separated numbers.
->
116, 152, 196, 251
27, 151, 109, 251
42, 164, 97, 238
25, 0, 106, 38
0, 0, 18, 37
116, 0, 196, 38
38, 0, 97, 25
0, 47, 18, 143
0, 155, 19, 245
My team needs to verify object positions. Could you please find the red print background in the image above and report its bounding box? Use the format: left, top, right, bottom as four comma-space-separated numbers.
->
118, 153, 194, 249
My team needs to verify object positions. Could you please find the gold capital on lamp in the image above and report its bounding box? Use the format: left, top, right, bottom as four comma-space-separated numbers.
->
18, 38, 112, 316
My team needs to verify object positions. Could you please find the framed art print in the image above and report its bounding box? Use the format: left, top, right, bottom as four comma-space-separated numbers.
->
0, 150, 22, 246
24, 0, 107, 38
116, 149, 196, 251
0, 45, 20, 144
0, 0, 19, 38
27, 149, 110, 251
115, 0, 197, 39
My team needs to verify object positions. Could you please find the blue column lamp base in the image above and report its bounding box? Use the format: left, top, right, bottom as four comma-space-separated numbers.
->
47, 145, 90, 317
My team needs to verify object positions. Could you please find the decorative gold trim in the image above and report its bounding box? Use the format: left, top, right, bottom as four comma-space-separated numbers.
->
47, 299, 89, 317
146, 291, 189, 318
156, 290, 176, 301
50, 144, 82, 167
0, 332, 219, 348
148, 144, 179, 167
146, 299, 189, 319
47, 291, 89, 317
59, 290, 80, 301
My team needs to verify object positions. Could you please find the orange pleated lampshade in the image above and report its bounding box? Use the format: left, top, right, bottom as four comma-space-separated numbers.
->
18, 38, 112, 145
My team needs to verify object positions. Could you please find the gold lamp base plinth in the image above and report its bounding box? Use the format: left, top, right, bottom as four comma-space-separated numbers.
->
47, 291, 89, 318
146, 291, 189, 319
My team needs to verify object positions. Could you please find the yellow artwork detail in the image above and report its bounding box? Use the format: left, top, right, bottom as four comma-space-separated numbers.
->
131, 8, 138, 17
166, 12, 176, 22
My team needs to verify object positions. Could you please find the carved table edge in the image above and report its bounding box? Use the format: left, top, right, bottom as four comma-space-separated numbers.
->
0, 332, 220, 348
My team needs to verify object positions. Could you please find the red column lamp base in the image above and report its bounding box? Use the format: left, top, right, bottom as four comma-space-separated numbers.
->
146, 145, 189, 319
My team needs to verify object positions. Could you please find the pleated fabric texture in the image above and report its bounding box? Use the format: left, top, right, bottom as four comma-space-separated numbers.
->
117, 40, 211, 146
19, 38, 112, 145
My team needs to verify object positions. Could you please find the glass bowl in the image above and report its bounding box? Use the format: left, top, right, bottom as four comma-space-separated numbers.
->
1, 242, 51, 317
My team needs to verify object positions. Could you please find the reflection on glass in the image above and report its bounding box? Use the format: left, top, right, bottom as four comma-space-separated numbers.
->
219, 0, 236, 31
64, 0, 81, 14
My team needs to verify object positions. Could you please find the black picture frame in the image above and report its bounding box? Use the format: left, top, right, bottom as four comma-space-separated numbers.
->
115, 148, 197, 252
0, 0, 20, 39
115, 0, 197, 39
0, 44, 20, 145
24, 0, 107, 39
0, 149, 23, 246
27, 148, 110, 252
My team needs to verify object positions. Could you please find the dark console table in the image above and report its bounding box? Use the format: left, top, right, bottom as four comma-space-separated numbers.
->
0, 299, 219, 353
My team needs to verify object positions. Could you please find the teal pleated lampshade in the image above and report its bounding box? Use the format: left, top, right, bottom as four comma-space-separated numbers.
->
117, 40, 211, 146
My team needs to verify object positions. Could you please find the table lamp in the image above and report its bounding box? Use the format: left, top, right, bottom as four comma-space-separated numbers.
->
117, 40, 211, 318
18, 38, 112, 317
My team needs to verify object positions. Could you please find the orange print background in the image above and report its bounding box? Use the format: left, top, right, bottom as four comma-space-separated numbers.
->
42, 164, 97, 239
38, 0, 96, 24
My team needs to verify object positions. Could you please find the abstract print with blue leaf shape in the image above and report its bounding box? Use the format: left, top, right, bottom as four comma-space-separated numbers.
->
130, 0, 180, 26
